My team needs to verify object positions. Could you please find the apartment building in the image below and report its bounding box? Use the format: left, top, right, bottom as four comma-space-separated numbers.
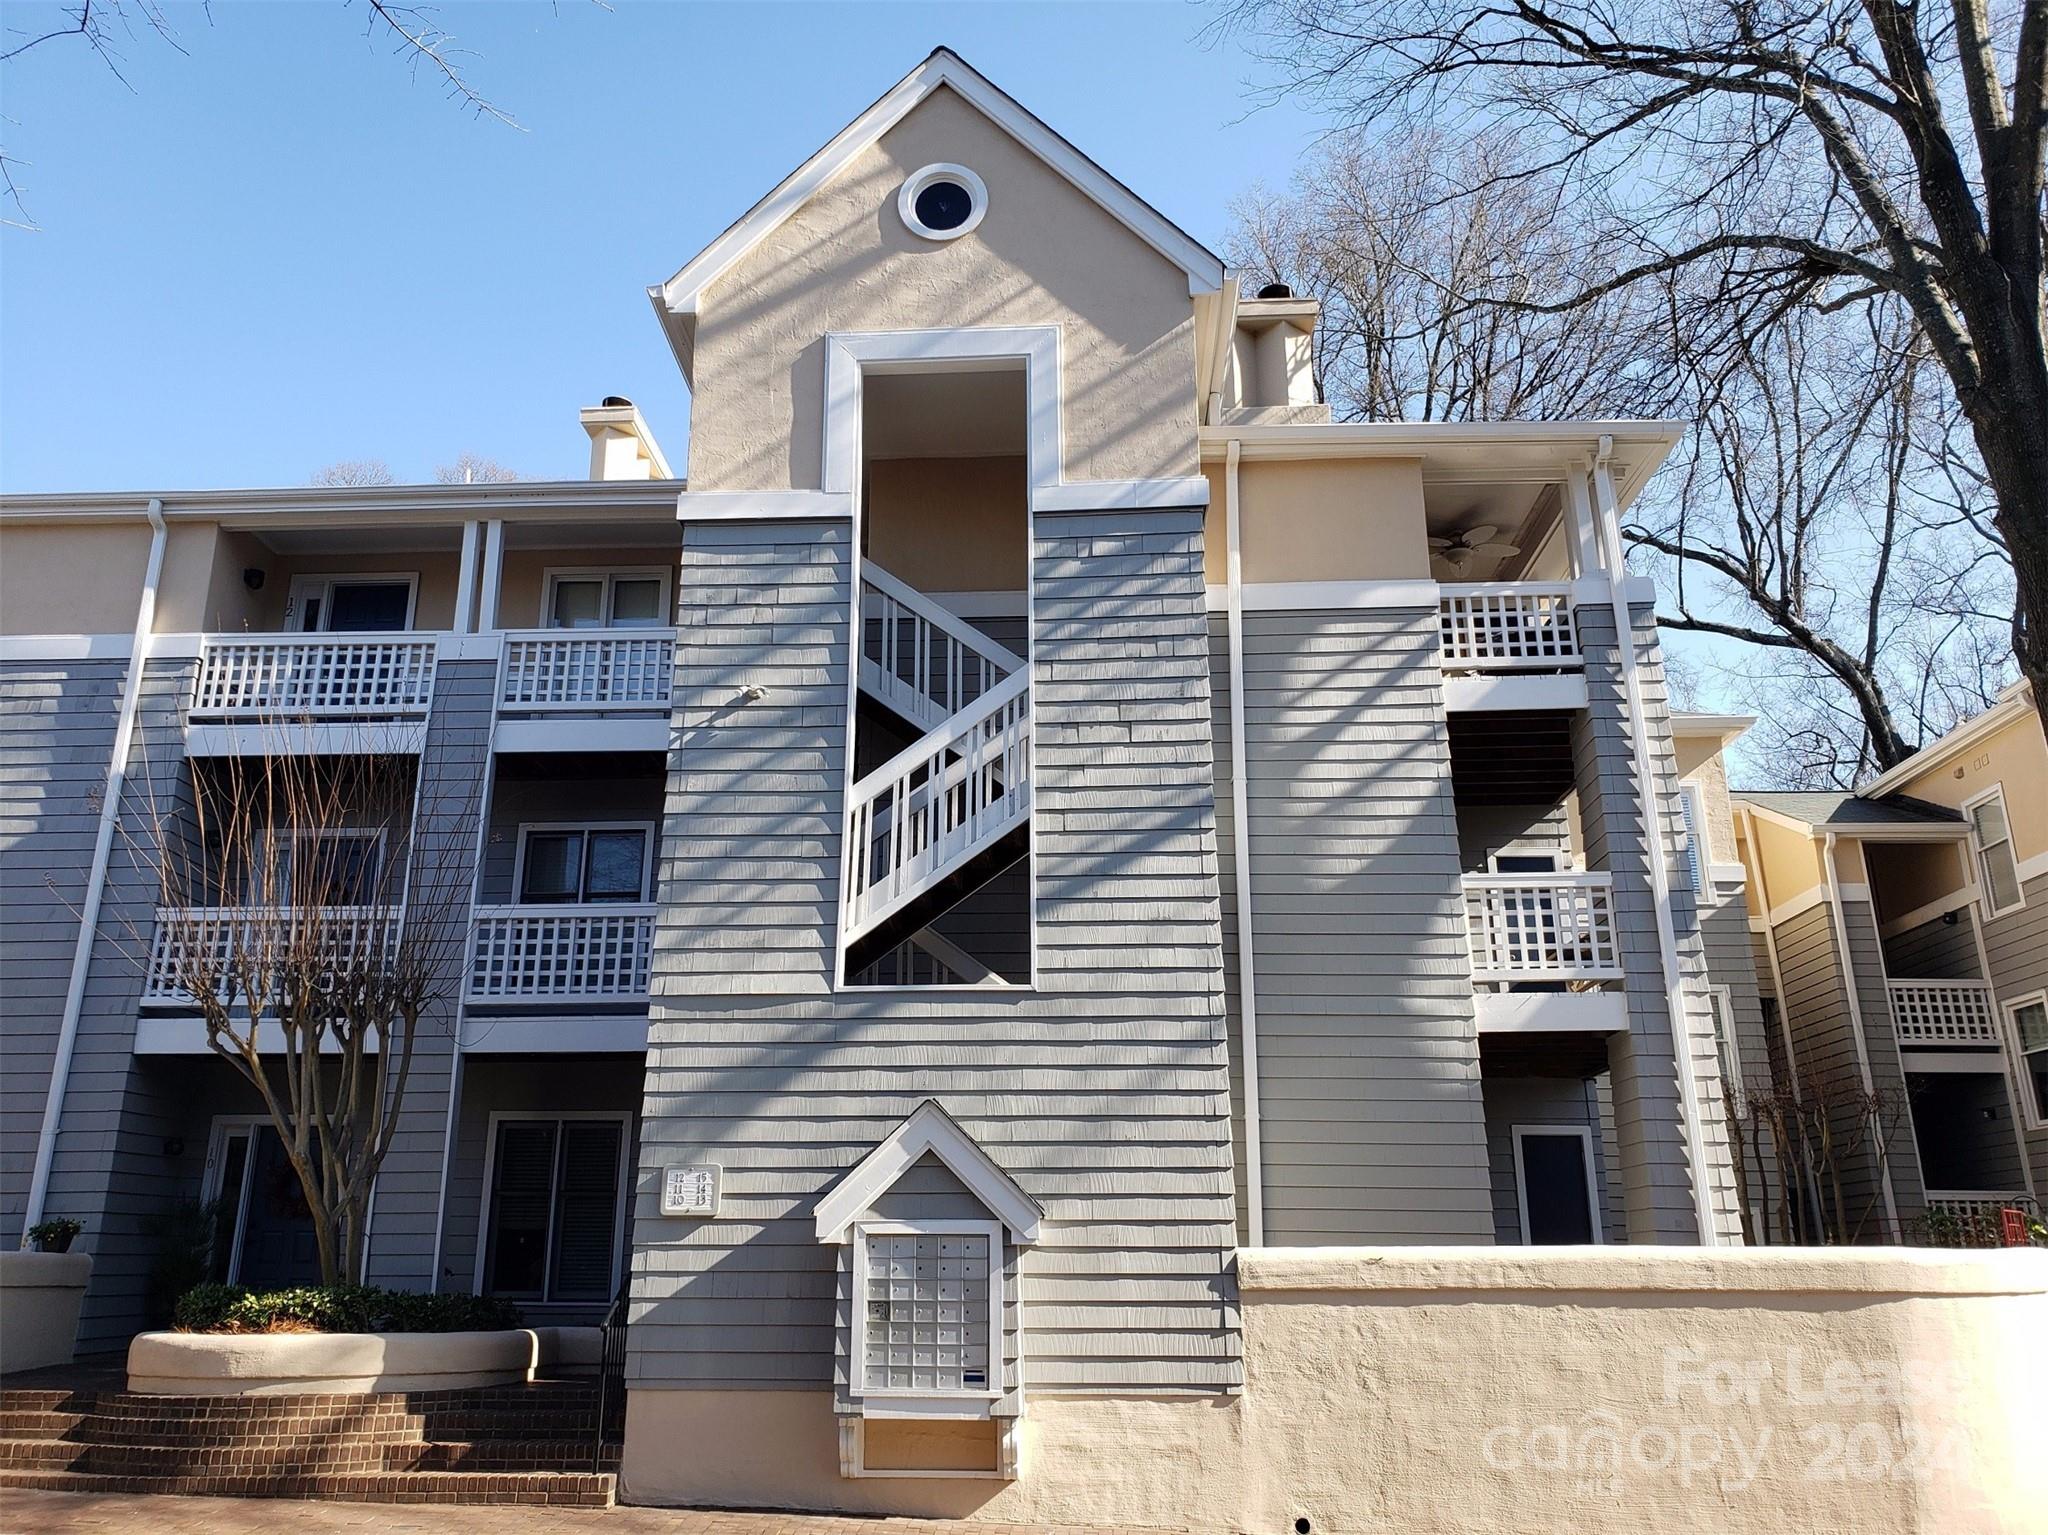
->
1733, 683, 2045, 1239
2, 48, 1763, 1499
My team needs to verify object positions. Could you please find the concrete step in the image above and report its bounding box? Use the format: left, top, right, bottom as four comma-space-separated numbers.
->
0, 1465, 618, 1506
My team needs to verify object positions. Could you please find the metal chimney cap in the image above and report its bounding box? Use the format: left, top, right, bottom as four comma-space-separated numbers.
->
1255, 282, 1294, 300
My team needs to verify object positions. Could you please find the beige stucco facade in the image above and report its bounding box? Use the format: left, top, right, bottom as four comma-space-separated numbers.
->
621, 1247, 2045, 1534
1198, 456, 1430, 585
684, 86, 1200, 494
1888, 713, 2048, 869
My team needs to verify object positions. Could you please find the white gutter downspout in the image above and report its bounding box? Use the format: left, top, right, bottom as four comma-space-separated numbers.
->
1589, 444, 1719, 1245
21, 498, 167, 1242
1821, 832, 1902, 1233
1224, 437, 1265, 1245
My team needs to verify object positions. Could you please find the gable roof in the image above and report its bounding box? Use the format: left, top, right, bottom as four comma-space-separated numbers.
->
648, 48, 1225, 371
1735, 791, 1965, 831
813, 1098, 1043, 1245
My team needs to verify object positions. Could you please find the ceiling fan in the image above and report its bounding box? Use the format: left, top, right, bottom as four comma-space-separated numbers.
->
1428, 524, 1521, 574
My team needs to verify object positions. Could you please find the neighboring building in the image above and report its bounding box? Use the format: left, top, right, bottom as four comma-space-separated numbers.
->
3, 49, 1763, 1500
1733, 682, 2045, 1242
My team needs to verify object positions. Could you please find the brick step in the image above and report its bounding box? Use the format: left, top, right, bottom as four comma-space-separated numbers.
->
384, 1438, 622, 1472
28, 1408, 599, 1446
0, 1466, 617, 1506
0, 1436, 387, 1476
0, 1411, 88, 1437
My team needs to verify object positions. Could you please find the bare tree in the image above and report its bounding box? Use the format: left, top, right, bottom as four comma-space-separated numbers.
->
1232, 134, 2014, 782
130, 746, 474, 1284
310, 459, 397, 488
1219, 0, 2048, 746
1730, 1071, 1908, 1245
435, 453, 518, 485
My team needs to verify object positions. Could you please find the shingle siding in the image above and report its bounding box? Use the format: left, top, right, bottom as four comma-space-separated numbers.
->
1209, 605, 1492, 1245
632, 511, 1240, 1398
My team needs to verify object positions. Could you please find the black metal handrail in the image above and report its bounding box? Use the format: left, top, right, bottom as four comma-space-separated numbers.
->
593, 1282, 629, 1472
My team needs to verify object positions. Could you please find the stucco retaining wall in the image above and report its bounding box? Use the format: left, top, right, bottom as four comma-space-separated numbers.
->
0, 1252, 91, 1374
619, 1246, 2045, 1534
126, 1328, 542, 1395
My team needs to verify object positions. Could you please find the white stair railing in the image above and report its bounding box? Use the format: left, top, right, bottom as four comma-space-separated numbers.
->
860, 562, 1023, 732
500, 631, 675, 711
467, 904, 655, 1000
1887, 980, 2000, 1047
1439, 584, 1580, 671
191, 635, 437, 720
842, 669, 1031, 947
1463, 873, 1623, 982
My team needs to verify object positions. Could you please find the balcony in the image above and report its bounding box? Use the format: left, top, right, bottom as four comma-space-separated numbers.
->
1888, 980, 2001, 1048
493, 630, 676, 752
1438, 584, 1588, 712
467, 904, 655, 1002
138, 907, 404, 1049
187, 635, 438, 755
1464, 873, 1623, 983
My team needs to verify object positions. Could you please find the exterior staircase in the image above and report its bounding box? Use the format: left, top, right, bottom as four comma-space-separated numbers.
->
845, 564, 1032, 977
0, 1374, 616, 1506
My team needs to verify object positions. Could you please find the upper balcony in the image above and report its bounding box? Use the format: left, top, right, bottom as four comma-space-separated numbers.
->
171, 497, 680, 756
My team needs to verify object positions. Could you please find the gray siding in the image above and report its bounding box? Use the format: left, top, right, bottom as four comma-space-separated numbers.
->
1457, 802, 1571, 872
1573, 601, 1740, 1242
1977, 871, 2048, 1198
1699, 882, 1777, 1236
362, 657, 494, 1290
1883, 913, 1982, 980
0, 658, 126, 1248
1210, 605, 1492, 1245
476, 768, 666, 905
633, 512, 1240, 1398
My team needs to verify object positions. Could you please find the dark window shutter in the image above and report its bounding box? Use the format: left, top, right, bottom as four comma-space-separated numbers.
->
485, 1121, 558, 1297
549, 1120, 624, 1301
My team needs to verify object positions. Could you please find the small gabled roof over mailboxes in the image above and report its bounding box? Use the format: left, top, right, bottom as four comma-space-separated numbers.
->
814, 1098, 1043, 1245
651, 47, 1225, 330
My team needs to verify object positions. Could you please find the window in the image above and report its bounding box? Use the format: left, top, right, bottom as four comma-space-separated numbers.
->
1676, 782, 1708, 896
1490, 848, 1562, 873
252, 829, 386, 906
2008, 995, 2048, 1128
854, 1219, 1001, 1400
898, 164, 988, 242
478, 1115, 628, 1304
543, 569, 670, 630
515, 824, 651, 904
1965, 787, 2025, 917
1705, 985, 1742, 1095
286, 575, 417, 633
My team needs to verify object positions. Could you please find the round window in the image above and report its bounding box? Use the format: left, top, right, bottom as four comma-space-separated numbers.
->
898, 163, 988, 242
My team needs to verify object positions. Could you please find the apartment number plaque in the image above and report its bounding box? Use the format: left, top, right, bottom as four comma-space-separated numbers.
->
661, 1164, 721, 1218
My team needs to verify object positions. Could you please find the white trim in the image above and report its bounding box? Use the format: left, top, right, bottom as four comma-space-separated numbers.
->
284, 572, 419, 634
1860, 683, 2037, 799
654, 48, 1222, 320
1678, 781, 1711, 903
453, 521, 482, 635
135, 1016, 387, 1054
1, 480, 686, 525
473, 1111, 633, 1304
1030, 478, 1210, 514
1473, 991, 1628, 1034
851, 1217, 1005, 1413
23, 499, 165, 1242
493, 718, 670, 755
0, 633, 143, 660
1899, 1050, 2011, 1075
437, 632, 502, 661
1510, 1124, 1604, 1245
201, 1115, 273, 1285
1962, 784, 2027, 919
1589, 451, 1717, 1244
540, 565, 675, 631
1222, 438, 1264, 1247
2003, 991, 2048, 1132
1486, 846, 1563, 873
513, 821, 658, 905
1203, 578, 1439, 612
479, 521, 505, 630
676, 489, 854, 522
2017, 848, 2048, 886
185, 721, 428, 758
898, 163, 988, 242
461, 1014, 651, 1053
1705, 983, 1742, 1088
815, 1101, 1042, 1245
1442, 673, 1590, 714
1708, 861, 1747, 887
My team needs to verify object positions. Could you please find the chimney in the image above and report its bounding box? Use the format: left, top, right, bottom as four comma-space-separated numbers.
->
1228, 289, 1321, 412
579, 397, 675, 481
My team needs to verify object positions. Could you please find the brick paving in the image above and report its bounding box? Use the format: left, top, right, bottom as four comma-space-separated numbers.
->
0, 1487, 1192, 1533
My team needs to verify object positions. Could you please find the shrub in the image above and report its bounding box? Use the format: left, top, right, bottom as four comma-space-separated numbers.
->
173, 1282, 523, 1335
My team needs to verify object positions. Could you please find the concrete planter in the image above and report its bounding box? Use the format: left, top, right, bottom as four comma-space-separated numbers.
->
0, 1251, 92, 1374
129, 1327, 534, 1396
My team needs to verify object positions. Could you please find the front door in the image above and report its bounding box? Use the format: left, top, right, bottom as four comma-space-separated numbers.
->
210, 1122, 324, 1286
1514, 1126, 1600, 1244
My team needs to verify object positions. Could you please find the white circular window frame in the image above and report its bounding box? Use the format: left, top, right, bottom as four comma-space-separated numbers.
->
898, 163, 988, 242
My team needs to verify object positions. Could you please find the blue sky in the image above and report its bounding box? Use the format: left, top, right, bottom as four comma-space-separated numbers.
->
0, 1, 1331, 492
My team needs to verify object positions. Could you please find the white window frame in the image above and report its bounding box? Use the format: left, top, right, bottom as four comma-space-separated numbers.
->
250, 826, 390, 906
540, 566, 674, 630
1963, 785, 2026, 919
285, 572, 420, 633
511, 821, 656, 905
1705, 983, 1742, 1092
472, 1110, 633, 1304
1677, 781, 1710, 900
897, 163, 989, 243
2003, 990, 2048, 1131
851, 1217, 1005, 1417
200, 1115, 269, 1285
1488, 845, 1563, 874
1510, 1124, 1604, 1245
